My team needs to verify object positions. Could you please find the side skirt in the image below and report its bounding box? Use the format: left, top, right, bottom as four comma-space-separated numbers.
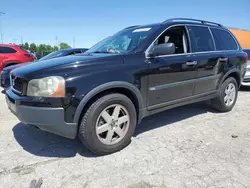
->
139, 91, 217, 120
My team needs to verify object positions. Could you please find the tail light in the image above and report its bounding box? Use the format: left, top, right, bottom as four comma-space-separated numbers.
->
24, 53, 32, 58
246, 53, 248, 64
24, 54, 32, 57
24, 53, 36, 60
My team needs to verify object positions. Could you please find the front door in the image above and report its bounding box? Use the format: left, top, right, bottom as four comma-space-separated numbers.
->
147, 25, 197, 109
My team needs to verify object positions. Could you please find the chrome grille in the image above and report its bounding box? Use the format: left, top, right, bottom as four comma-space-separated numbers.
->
10, 75, 23, 94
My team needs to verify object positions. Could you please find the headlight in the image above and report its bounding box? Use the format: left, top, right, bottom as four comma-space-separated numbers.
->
27, 76, 65, 97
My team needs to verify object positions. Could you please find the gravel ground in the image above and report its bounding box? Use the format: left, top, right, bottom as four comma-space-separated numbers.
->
0, 88, 250, 188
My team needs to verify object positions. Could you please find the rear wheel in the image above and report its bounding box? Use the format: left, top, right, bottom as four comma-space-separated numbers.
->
211, 77, 238, 112
78, 93, 137, 155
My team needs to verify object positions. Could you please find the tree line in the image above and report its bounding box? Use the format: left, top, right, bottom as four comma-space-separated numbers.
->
19, 42, 72, 53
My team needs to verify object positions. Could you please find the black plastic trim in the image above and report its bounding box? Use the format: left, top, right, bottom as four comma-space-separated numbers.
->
146, 91, 217, 115
150, 75, 220, 91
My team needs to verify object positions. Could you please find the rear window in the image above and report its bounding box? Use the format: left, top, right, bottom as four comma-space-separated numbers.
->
211, 28, 238, 51
0, 47, 17, 54
188, 26, 215, 52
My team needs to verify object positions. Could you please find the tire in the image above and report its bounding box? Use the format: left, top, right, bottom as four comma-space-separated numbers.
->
211, 77, 238, 112
78, 93, 137, 155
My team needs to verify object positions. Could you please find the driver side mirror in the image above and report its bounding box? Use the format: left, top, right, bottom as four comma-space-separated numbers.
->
149, 43, 175, 57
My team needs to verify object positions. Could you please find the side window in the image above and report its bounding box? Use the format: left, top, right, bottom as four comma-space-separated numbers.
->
211, 28, 238, 51
73, 50, 82, 54
154, 26, 190, 54
188, 26, 215, 52
0, 47, 17, 54
68, 50, 82, 55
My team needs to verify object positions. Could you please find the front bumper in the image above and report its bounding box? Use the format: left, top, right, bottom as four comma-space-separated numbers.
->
6, 89, 77, 139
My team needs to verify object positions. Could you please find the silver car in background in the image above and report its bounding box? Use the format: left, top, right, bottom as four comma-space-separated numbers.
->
242, 49, 250, 86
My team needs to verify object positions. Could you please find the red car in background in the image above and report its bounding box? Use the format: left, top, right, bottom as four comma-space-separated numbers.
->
0, 44, 36, 71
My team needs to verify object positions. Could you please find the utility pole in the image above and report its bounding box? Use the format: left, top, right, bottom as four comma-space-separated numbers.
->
55, 36, 58, 47
12, 38, 17, 44
21, 36, 23, 45
0, 12, 5, 44
73, 36, 75, 48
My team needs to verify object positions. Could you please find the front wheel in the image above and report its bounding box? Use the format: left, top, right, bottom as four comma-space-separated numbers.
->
211, 77, 238, 112
78, 93, 137, 155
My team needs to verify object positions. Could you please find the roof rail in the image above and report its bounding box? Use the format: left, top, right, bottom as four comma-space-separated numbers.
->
163, 18, 222, 27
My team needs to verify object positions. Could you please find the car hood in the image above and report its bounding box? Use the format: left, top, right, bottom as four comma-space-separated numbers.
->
4, 63, 30, 72
12, 53, 118, 78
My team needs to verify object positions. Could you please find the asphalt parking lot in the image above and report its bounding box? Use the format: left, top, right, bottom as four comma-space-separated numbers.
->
0, 88, 250, 188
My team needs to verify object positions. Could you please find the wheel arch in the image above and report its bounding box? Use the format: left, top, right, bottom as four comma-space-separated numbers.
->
3, 61, 21, 68
219, 69, 241, 89
73, 81, 144, 125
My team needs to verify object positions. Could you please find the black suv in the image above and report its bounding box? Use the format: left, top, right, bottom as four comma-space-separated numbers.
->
5, 18, 247, 154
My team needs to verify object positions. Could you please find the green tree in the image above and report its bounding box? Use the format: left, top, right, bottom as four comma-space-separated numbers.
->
24, 42, 29, 50
29, 43, 37, 52
53, 46, 59, 51
59, 42, 71, 50
19, 44, 25, 49
46, 45, 53, 52
38, 44, 47, 53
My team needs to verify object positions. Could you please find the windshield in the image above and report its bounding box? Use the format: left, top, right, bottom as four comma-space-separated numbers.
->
39, 50, 65, 61
86, 26, 158, 54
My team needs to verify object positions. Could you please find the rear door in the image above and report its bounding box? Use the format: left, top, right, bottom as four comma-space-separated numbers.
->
187, 25, 222, 95
210, 28, 242, 84
0, 47, 18, 69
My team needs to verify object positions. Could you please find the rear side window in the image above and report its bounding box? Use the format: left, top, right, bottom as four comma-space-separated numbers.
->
211, 28, 238, 51
0, 47, 17, 54
188, 26, 215, 52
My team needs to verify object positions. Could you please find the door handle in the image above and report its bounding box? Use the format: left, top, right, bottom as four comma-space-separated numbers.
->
186, 61, 197, 66
219, 57, 228, 62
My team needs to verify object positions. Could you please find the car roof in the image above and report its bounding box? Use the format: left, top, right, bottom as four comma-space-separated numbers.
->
163, 18, 224, 28
124, 18, 225, 31
123, 23, 162, 30
0, 44, 20, 48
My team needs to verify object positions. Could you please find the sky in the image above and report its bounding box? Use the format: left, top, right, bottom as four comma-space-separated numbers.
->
1, 0, 250, 48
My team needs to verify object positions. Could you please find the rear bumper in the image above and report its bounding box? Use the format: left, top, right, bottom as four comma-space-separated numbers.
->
6, 90, 77, 139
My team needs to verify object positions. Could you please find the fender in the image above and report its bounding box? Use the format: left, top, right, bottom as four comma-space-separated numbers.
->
73, 81, 144, 124
218, 68, 241, 88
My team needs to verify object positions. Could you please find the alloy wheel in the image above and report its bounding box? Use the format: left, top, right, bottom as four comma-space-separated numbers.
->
224, 83, 236, 106
96, 104, 130, 145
